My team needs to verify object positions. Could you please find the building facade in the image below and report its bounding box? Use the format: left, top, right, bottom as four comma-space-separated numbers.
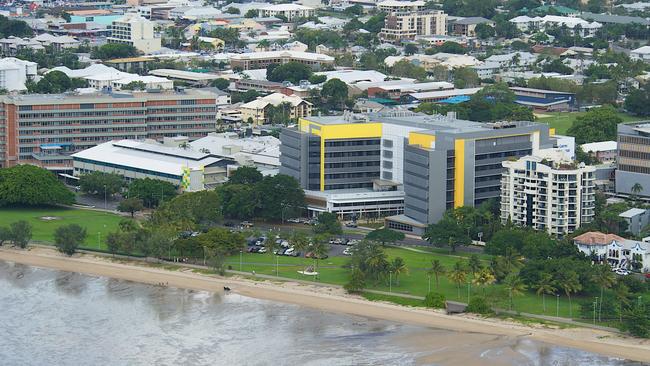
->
574, 232, 649, 273
280, 111, 556, 227
0, 57, 37, 91
616, 122, 650, 199
500, 155, 596, 237
0, 89, 218, 171
379, 7, 447, 43
229, 51, 335, 71
240, 93, 312, 125
107, 13, 161, 53
259, 4, 315, 21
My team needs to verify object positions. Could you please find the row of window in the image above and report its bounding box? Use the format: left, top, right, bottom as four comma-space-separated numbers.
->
333, 199, 403, 208
324, 182, 374, 190
619, 135, 650, 146
74, 157, 181, 180
324, 150, 380, 158
325, 172, 380, 179
619, 149, 650, 160
619, 164, 650, 174
324, 161, 380, 168
325, 139, 380, 147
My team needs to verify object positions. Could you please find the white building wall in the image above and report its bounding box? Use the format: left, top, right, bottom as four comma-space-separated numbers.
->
380, 123, 421, 184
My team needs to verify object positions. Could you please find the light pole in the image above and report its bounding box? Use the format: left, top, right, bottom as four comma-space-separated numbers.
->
595, 296, 599, 322
276, 255, 279, 276
103, 184, 107, 210
467, 281, 471, 303
389, 272, 392, 293
239, 250, 243, 271
556, 294, 560, 317
427, 274, 431, 293
97, 232, 101, 249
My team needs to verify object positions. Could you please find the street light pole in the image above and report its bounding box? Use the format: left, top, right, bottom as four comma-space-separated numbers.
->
239, 250, 243, 271
593, 301, 596, 325
276, 255, 279, 276
104, 184, 107, 210
556, 294, 560, 317
389, 272, 392, 293
467, 282, 470, 303
427, 274, 431, 293
97, 232, 101, 249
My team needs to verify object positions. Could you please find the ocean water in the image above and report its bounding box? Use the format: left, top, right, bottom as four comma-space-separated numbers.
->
0, 260, 643, 366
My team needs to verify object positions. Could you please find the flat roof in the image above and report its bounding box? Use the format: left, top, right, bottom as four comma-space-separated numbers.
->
0, 88, 218, 105
72, 140, 222, 176
619, 208, 647, 218
106, 57, 152, 63
149, 69, 221, 81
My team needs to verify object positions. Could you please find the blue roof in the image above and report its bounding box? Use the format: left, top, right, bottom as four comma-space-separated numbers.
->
438, 96, 470, 104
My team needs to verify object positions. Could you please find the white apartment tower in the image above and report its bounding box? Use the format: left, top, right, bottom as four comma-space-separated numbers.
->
107, 13, 161, 54
500, 155, 596, 237
378, 0, 447, 43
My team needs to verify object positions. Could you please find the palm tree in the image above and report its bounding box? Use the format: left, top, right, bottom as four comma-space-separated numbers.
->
613, 282, 630, 323
291, 232, 310, 273
448, 261, 467, 300
535, 273, 556, 313
473, 268, 495, 295
311, 238, 329, 279
257, 39, 271, 51
557, 271, 582, 318
365, 245, 389, 282
631, 182, 643, 202
390, 257, 408, 286
468, 254, 482, 278
592, 264, 616, 322
503, 274, 527, 311
427, 259, 446, 291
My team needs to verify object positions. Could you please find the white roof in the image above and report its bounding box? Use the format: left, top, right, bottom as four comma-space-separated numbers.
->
113, 75, 172, 85
377, 0, 425, 6
0, 57, 37, 70
241, 92, 310, 109
632, 46, 650, 54
242, 68, 267, 81
410, 87, 481, 100
260, 3, 313, 10
230, 50, 334, 62
541, 15, 601, 29
581, 141, 617, 153
619, 208, 647, 218
49, 64, 120, 79
486, 52, 536, 63
85, 71, 134, 82
72, 140, 221, 177
509, 15, 543, 23
316, 69, 387, 84
149, 68, 221, 81
189, 133, 280, 167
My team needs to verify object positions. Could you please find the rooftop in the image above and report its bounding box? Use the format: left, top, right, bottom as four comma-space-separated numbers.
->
230, 51, 334, 62
619, 208, 648, 218
573, 231, 626, 245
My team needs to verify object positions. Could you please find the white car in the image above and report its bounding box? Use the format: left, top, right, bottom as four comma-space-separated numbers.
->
280, 240, 290, 248
615, 268, 630, 276
284, 248, 295, 256
343, 248, 352, 256
258, 247, 267, 254
287, 218, 301, 223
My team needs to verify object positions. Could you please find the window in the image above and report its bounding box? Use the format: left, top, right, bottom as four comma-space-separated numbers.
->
383, 139, 393, 148
383, 161, 393, 169
383, 150, 393, 158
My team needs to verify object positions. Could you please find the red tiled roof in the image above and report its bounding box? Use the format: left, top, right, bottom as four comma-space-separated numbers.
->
573, 231, 625, 245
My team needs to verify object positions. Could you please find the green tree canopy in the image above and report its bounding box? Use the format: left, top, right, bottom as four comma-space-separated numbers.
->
0, 15, 33, 38
228, 166, 264, 185
0, 165, 75, 206
267, 61, 313, 84
365, 228, 405, 246
91, 43, 138, 60
117, 197, 144, 218
453, 67, 480, 88
79, 171, 124, 196
391, 59, 427, 81
314, 212, 342, 235
10, 220, 32, 248
126, 178, 177, 208
211, 78, 230, 91
321, 78, 348, 110
257, 174, 306, 221
54, 224, 87, 256
566, 106, 622, 144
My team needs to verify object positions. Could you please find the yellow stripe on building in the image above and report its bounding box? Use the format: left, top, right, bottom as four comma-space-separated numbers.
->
454, 139, 465, 208
408, 132, 436, 148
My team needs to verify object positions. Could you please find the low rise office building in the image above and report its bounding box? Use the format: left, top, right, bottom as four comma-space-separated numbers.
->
229, 51, 335, 71
240, 93, 312, 125
107, 13, 161, 53
616, 122, 650, 199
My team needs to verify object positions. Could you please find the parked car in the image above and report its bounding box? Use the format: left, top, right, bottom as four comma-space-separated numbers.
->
343, 248, 352, 256
346, 239, 358, 246
241, 221, 253, 228
284, 248, 295, 256
615, 268, 630, 276
345, 221, 357, 228
645, 273, 650, 279
287, 218, 301, 223
258, 247, 267, 254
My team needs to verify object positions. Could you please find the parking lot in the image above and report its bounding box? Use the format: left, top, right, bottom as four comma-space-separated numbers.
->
245, 234, 360, 259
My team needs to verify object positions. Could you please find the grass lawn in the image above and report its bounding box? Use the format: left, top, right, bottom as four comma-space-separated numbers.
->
225, 246, 592, 319
535, 111, 647, 135
0, 207, 124, 249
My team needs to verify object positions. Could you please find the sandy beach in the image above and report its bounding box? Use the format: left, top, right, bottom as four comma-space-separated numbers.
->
1, 246, 649, 364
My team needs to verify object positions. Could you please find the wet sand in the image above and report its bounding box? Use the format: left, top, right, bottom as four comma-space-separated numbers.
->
0, 246, 649, 364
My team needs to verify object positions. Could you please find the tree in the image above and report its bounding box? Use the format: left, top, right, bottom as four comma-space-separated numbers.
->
349, 240, 389, 283
621, 304, 650, 338
0, 165, 75, 207
365, 228, 404, 247
448, 261, 467, 299
117, 198, 144, 218
631, 183, 644, 198
321, 78, 348, 110
391, 60, 427, 81
218, 184, 257, 220
467, 254, 482, 277
437, 41, 465, 54
106, 232, 121, 256
390, 257, 408, 286
474, 23, 495, 39
228, 166, 263, 185
503, 274, 527, 310
257, 174, 306, 221
27, 71, 83, 94
592, 264, 616, 322
310, 237, 330, 278
91, 43, 138, 60
314, 212, 342, 235
567, 106, 622, 144
344, 267, 366, 293
10, 220, 32, 248
54, 224, 87, 256
210, 78, 230, 91
0, 226, 11, 246
308, 74, 327, 84
121, 81, 146, 91
534, 273, 556, 313
0, 15, 33, 38
453, 67, 480, 88
556, 270, 582, 318
225, 7, 240, 14
267, 61, 313, 84
428, 259, 446, 290
424, 292, 446, 308
404, 43, 418, 56
154, 190, 222, 229
126, 178, 177, 208
422, 213, 471, 252
79, 172, 124, 196
473, 268, 496, 295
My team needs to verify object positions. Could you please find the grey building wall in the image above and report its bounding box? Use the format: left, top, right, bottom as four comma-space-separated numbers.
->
279, 128, 309, 188
616, 123, 650, 198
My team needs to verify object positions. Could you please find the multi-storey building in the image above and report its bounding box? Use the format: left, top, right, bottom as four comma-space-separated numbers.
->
240, 93, 312, 125
229, 51, 335, 71
280, 111, 556, 229
0, 89, 218, 171
259, 4, 315, 21
500, 155, 596, 237
378, 0, 447, 43
616, 122, 650, 199
107, 13, 161, 53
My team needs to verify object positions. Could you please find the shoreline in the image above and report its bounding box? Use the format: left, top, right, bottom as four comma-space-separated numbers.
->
1, 247, 649, 363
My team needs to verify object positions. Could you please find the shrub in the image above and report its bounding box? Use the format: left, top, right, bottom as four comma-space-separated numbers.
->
424, 292, 446, 308
466, 296, 492, 315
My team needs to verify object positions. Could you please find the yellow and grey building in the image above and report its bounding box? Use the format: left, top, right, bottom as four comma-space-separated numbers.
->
280, 112, 555, 234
